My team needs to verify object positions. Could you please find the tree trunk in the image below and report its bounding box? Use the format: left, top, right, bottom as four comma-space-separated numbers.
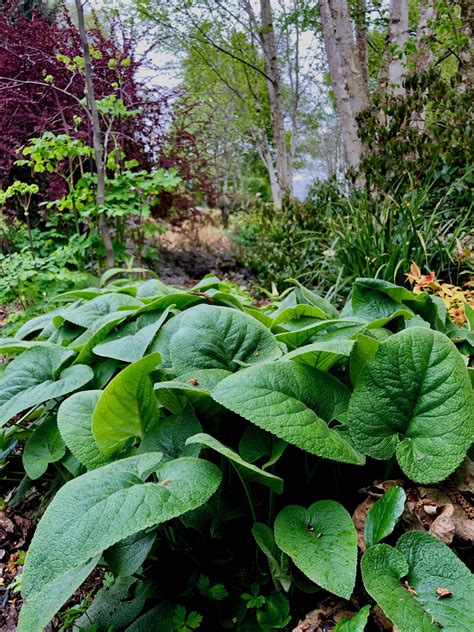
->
330, 0, 370, 113
386, 0, 409, 96
459, 0, 474, 91
319, 0, 365, 169
259, 0, 291, 198
75, 0, 115, 268
355, 0, 369, 92
257, 134, 282, 209
414, 0, 437, 75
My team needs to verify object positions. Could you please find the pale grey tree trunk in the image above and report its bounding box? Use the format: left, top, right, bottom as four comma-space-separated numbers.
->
386, 0, 409, 96
355, 0, 369, 92
256, 133, 282, 209
259, 0, 291, 198
414, 0, 437, 74
319, 0, 366, 169
75, 0, 115, 268
330, 0, 370, 113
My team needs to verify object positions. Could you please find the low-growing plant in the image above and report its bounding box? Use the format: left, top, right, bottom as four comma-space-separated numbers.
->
0, 272, 472, 631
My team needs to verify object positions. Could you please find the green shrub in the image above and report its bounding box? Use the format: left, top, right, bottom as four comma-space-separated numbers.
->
327, 174, 473, 285
1, 272, 472, 631
233, 192, 338, 291
235, 171, 473, 296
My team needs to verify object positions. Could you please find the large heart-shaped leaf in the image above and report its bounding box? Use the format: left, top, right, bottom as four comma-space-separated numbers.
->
169, 304, 282, 373
348, 328, 474, 483
361, 531, 474, 632
57, 390, 111, 470
274, 500, 357, 599
22, 417, 66, 480
213, 361, 364, 464
18, 454, 222, 632
0, 347, 93, 427
92, 353, 161, 455
186, 433, 284, 493
364, 486, 406, 547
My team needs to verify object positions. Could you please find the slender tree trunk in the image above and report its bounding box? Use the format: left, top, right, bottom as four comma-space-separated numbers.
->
289, 110, 297, 184
75, 0, 115, 268
257, 134, 282, 208
386, 0, 409, 95
414, 0, 437, 74
319, 0, 365, 169
459, 0, 474, 91
355, 0, 369, 92
259, 0, 291, 198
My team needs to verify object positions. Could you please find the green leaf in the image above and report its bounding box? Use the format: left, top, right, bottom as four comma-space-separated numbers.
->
93, 307, 171, 363
22, 417, 66, 480
154, 369, 230, 416
56, 293, 142, 328
256, 592, 291, 629
104, 530, 156, 575
289, 281, 340, 319
126, 602, 176, 632
361, 531, 474, 632
169, 304, 281, 373
275, 319, 364, 349
348, 279, 413, 321
333, 605, 371, 631
69, 311, 133, 364
0, 338, 58, 356
57, 390, 111, 470
364, 486, 406, 547
19, 454, 222, 632
271, 304, 327, 328
92, 353, 161, 455
274, 500, 358, 599
396, 531, 474, 631
283, 340, 355, 370
18, 557, 100, 632
348, 328, 474, 483
252, 522, 292, 592
239, 426, 287, 469
139, 407, 202, 461
212, 362, 364, 465
186, 433, 283, 493
0, 347, 93, 427
15, 308, 63, 340
197, 575, 228, 601
76, 576, 148, 630
349, 333, 380, 386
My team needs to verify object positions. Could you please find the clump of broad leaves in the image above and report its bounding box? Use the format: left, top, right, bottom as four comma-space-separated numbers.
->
0, 272, 472, 632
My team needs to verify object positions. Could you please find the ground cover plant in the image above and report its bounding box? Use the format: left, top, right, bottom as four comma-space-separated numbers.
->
0, 271, 472, 631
